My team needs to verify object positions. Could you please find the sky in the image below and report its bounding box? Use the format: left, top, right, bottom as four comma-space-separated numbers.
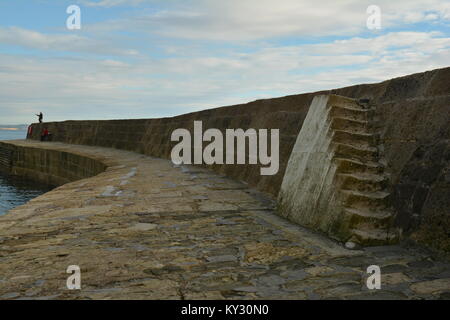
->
0, 0, 449, 124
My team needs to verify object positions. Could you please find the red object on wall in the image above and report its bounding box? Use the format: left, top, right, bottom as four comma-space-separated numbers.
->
27, 125, 33, 138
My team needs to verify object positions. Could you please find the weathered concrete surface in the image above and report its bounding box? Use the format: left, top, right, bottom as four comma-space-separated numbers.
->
278, 95, 344, 238
27, 67, 450, 251
0, 140, 449, 300
278, 95, 399, 245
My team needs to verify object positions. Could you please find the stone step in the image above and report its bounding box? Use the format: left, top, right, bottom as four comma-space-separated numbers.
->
333, 130, 380, 146
340, 189, 390, 209
334, 142, 378, 162
329, 95, 361, 107
328, 95, 398, 247
344, 207, 394, 228
330, 104, 374, 122
334, 157, 384, 174
337, 172, 387, 192
331, 117, 371, 134
350, 227, 399, 246
329, 95, 367, 109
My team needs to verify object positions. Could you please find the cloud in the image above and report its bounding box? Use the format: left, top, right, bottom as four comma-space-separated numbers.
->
0, 1, 449, 124
1, 30, 448, 123
0, 26, 139, 56
85, 0, 450, 41
79, 0, 146, 7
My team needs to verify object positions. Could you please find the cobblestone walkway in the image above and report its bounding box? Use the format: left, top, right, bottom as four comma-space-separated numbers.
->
0, 141, 449, 300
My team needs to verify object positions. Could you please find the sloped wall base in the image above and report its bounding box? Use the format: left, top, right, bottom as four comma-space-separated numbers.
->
278, 95, 399, 245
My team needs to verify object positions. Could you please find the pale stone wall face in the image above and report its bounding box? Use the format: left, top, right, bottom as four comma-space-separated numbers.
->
278, 95, 340, 234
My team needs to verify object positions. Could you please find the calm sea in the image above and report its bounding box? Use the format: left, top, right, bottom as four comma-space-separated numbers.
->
0, 129, 27, 141
0, 130, 53, 215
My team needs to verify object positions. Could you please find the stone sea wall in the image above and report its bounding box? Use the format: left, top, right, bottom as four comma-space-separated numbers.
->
27, 67, 450, 249
0, 141, 107, 187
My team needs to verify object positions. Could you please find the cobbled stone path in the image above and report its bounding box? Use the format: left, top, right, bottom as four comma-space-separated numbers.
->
0, 141, 449, 300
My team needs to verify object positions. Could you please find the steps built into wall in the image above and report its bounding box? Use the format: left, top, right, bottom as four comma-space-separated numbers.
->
278, 94, 400, 246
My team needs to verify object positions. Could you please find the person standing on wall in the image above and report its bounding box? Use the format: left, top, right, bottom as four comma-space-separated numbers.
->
36, 112, 43, 123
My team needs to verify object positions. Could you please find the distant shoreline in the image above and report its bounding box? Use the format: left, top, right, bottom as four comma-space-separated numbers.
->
0, 125, 28, 132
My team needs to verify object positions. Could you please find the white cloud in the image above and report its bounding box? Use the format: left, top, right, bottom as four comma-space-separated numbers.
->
86, 0, 450, 41
80, 0, 146, 7
0, 27, 139, 56
1, 31, 448, 124
1, 1, 449, 124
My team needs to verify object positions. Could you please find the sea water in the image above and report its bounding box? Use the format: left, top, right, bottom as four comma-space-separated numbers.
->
0, 130, 53, 215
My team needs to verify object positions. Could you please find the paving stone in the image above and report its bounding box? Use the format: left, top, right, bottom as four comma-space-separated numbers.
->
349, 291, 409, 300
320, 283, 363, 297
410, 278, 450, 295
407, 260, 435, 268
253, 275, 286, 287
438, 292, 450, 300
364, 245, 408, 255
206, 255, 238, 263
305, 266, 334, 276
269, 257, 312, 270
381, 264, 409, 273
129, 223, 158, 231
1, 292, 20, 299
280, 269, 309, 281
215, 218, 237, 225
232, 286, 259, 293
381, 273, 412, 285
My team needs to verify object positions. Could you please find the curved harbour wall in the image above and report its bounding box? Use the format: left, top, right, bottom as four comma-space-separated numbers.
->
25, 67, 450, 249
0, 141, 107, 187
